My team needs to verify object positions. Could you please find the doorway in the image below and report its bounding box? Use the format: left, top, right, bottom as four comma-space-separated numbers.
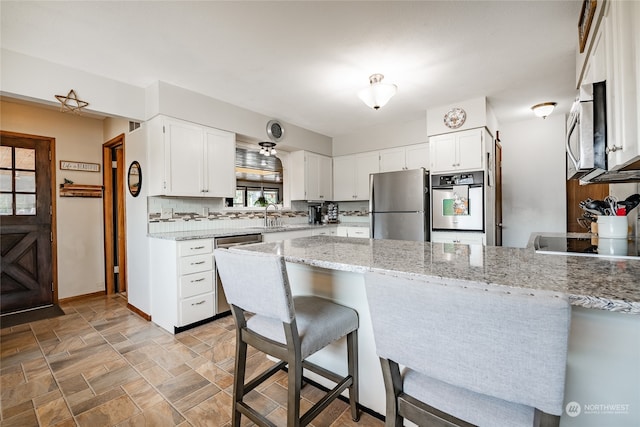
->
0, 131, 57, 314
102, 134, 127, 296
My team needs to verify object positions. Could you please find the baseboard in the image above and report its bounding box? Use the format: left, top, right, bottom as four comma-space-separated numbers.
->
127, 303, 151, 321
58, 291, 105, 304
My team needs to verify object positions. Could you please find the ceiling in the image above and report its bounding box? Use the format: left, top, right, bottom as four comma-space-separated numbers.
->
0, 1, 582, 137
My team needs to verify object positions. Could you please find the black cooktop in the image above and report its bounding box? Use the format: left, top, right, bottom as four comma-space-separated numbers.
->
535, 236, 640, 259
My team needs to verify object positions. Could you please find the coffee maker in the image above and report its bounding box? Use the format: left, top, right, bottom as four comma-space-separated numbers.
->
308, 204, 323, 224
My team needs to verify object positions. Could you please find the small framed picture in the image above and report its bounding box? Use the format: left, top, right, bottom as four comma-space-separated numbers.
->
578, 0, 597, 53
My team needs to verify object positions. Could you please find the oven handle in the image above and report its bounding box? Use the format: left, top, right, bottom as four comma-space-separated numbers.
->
216, 241, 260, 249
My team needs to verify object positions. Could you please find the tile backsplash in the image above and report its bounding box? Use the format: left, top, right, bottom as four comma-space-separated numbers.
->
147, 197, 369, 233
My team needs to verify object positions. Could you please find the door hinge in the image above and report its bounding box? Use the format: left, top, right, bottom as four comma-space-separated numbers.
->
112, 161, 118, 169
114, 266, 119, 274
51, 282, 54, 292
49, 151, 52, 161
50, 232, 53, 242
162, 125, 166, 134
49, 205, 52, 215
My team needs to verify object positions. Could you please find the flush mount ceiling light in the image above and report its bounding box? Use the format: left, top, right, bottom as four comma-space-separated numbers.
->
55, 89, 89, 114
259, 141, 277, 156
531, 102, 557, 119
357, 73, 397, 110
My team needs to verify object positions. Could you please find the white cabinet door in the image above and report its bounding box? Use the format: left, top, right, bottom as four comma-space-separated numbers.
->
165, 119, 205, 197
333, 155, 356, 201
290, 151, 332, 201
430, 129, 484, 173
379, 147, 405, 172
354, 152, 380, 200
204, 127, 236, 197
405, 143, 430, 170
457, 130, 484, 171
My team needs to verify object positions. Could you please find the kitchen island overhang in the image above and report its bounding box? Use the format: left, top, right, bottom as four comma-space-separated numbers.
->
229, 235, 640, 426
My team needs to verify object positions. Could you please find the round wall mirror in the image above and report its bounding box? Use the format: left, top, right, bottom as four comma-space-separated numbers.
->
128, 161, 142, 197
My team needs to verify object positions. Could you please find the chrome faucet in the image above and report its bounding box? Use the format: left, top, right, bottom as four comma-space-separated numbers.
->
264, 203, 278, 227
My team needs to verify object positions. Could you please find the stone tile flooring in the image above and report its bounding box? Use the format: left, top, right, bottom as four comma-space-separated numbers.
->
0, 294, 384, 427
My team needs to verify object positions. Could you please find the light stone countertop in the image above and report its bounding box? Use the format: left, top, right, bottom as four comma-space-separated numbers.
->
231, 235, 640, 314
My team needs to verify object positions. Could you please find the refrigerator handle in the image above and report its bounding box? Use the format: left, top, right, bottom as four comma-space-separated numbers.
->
369, 174, 375, 238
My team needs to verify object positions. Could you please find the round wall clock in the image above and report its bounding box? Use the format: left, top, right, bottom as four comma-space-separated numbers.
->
444, 107, 467, 129
266, 120, 284, 142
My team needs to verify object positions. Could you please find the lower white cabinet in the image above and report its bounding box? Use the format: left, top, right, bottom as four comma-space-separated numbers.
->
337, 226, 370, 238
311, 226, 337, 236
150, 238, 215, 333
430, 231, 485, 245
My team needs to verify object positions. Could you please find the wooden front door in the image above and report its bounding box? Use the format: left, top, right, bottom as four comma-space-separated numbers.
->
0, 132, 56, 314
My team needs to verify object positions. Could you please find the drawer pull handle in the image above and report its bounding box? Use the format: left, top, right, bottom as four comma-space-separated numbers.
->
191, 261, 205, 265
192, 300, 206, 306
191, 278, 205, 283
191, 246, 205, 250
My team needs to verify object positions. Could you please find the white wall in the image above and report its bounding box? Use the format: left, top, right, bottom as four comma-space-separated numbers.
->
332, 117, 426, 156
1, 100, 106, 299
103, 118, 151, 315
500, 114, 567, 247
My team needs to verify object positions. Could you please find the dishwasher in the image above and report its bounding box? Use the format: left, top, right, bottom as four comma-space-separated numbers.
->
214, 234, 263, 315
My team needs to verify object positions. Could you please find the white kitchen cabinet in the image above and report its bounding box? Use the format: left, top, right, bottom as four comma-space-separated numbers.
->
147, 115, 236, 197
150, 238, 215, 333
379, 143, 429, 172
430, 231, 485, 245
290, 151, 332, 201
333, 152, 379, 201
337, 226, 370, 238
429, 128, 484, 173
262, 229, 313, 242
311, 226, 337, 236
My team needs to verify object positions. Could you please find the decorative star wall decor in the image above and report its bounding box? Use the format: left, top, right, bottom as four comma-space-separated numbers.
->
55, 89, 89, 113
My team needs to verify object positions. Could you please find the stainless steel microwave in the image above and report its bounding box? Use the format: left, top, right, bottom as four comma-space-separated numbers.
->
566, 80, 607, 180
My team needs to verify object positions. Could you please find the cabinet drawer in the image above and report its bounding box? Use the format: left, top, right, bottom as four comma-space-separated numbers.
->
180, 292, 214, 326
349, 228, 370, 238
179, 254, 213, 275
180, 271, 214, 299
178, 239, 212, 257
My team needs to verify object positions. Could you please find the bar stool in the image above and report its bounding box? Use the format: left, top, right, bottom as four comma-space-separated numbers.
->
364, 271, 571, 427
214, 248, 360, 427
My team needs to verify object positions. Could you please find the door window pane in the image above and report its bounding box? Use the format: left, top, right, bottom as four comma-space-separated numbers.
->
15, 194, 36, 215
233, 188, 245, 206
0, 146, 11, 168
15, 171, 36, 192
264, 189, 279, 204
0, 194, 12, 215
15, 148, 35, 170
0, 170, 12, 192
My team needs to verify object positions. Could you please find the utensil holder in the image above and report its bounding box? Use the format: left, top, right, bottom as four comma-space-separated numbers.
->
597, 216, 628, 238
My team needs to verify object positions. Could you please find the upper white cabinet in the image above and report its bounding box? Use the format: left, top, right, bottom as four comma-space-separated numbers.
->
333, 152, 379, 201
379, 143, 429, 173
147, 115, 236, 197
429, 128, 484, 173
579, 0, 640, 171
290, 151, 332, 201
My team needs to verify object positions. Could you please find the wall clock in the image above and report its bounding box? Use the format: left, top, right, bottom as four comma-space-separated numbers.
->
266, 119, 284, 142
444, 107, 467, 129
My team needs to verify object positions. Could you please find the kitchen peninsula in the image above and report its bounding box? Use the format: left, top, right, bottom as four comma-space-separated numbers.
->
232, 235, 639, 427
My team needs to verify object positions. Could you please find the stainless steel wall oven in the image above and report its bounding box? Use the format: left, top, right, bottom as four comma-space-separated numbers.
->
431, 171, 484, 232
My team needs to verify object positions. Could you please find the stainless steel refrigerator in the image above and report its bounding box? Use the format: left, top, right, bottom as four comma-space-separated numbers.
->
369, 168, 430, 241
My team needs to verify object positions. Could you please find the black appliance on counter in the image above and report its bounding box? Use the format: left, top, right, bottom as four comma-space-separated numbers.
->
308, 204, 324, 224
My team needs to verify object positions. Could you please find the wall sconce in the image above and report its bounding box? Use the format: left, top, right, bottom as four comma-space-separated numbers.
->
531, 102, 557, 119
358, 74, 397, 110
259, 141, 277, 156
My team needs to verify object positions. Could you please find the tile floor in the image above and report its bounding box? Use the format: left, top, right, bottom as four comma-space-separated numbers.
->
0, 294, 384, 427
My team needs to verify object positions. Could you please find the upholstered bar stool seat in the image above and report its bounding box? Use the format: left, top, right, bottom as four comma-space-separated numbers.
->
214, 248, 360, 427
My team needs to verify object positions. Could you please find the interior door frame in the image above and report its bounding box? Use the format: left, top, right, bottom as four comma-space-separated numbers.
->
0, 130, 58, 305
102, 134, 127, 295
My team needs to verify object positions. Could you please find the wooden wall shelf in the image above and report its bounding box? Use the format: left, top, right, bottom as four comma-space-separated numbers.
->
59, 184, 103, 198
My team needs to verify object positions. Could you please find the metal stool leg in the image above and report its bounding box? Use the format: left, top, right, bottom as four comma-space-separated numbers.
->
347, 330, 360, 421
